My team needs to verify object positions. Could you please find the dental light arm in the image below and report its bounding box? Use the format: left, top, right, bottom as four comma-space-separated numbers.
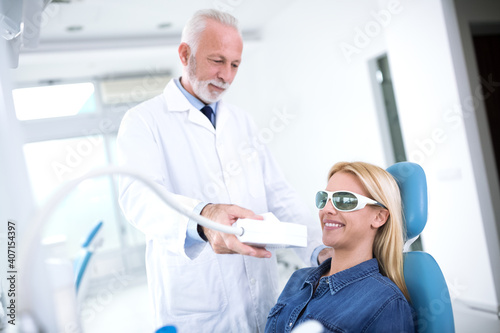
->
21, 166, 244, 264
18, 166, 244, 319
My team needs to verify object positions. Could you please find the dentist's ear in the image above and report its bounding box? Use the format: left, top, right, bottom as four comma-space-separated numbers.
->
178, 43, 191, 66
371, 208, 389, 229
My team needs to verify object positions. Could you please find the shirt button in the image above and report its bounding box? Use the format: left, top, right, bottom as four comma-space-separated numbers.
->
250, 278, 256, 285
289, 322, 292, 327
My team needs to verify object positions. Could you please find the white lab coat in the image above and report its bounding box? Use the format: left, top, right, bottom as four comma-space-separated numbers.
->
117, 79, 323, 332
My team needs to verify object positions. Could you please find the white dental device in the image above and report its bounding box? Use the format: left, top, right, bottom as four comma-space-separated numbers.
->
234, 213, 307, 248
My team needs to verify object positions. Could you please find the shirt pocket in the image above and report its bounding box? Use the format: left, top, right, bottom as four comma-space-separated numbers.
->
268, 302, 286, 317
265, 302, 287, 333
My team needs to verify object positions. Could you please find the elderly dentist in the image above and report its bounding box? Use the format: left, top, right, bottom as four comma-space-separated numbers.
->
117, 8, 330, 333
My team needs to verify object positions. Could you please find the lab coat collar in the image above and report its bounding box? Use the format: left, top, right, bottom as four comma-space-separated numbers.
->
214, 100, 229, 132
163, 79, 229, 134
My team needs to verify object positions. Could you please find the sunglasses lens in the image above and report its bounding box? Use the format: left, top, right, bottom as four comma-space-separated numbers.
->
315, 191, 328, 209
332, 192, 358, 211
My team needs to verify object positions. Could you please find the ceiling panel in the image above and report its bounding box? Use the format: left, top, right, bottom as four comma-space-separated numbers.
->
38, 0, 296, 42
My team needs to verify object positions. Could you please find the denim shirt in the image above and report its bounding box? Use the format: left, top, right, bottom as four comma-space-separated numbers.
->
265, 258, 415, 333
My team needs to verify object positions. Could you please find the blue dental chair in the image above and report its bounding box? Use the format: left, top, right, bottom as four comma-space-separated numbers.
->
387, 162, 455, 333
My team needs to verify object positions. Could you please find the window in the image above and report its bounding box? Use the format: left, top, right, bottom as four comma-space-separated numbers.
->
23, 137, 122, 254
13, 82, 96, 120
12, 80, 145, 277
11, 75, 164, 331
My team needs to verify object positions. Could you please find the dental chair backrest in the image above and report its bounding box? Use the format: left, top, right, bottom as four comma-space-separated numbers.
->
386, 162, 455, 333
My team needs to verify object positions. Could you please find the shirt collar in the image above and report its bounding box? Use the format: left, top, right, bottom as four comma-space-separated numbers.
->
174, 77, 218, 114
302, 258, 380, 295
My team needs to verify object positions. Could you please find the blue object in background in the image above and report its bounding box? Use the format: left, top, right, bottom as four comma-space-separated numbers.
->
155, 325, 177, 333
73, 221, 104, 293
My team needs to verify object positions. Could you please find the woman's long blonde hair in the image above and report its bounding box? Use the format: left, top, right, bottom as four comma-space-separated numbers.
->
328, 161, 410, 301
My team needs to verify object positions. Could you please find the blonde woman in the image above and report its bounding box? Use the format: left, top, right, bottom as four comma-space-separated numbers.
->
265, 162, 415, 333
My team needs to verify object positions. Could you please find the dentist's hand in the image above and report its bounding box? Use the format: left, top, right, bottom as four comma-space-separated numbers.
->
200, 204, 272, 258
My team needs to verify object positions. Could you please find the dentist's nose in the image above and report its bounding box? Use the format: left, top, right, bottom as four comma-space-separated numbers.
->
217, 63, 236, 83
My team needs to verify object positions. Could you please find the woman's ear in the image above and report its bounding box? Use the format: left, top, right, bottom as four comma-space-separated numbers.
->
371, 208, 390, 229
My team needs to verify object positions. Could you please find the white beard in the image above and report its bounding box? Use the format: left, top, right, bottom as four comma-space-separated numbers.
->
186, 55, 230, 103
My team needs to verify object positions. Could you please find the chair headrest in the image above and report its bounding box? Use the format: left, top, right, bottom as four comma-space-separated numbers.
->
386, 162, 427, 240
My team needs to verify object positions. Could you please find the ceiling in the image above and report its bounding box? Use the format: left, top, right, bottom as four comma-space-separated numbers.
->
12, 0, 296, 83
38, 0, 289, 42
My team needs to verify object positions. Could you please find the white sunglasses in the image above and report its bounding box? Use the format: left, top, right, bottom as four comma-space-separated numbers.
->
315, 190, 387, 212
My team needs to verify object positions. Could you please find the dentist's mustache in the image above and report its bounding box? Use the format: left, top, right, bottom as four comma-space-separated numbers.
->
208, 79, 230, 89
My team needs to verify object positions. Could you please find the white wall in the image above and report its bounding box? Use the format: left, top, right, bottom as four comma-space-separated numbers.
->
452, 0, 500, 307
0, 38, 59, 331
0, 41, 35, 239
380, 0, 499, 325
226, 0, 390, 215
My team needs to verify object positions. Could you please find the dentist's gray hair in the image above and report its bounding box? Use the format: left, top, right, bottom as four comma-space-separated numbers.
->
181, 9, 241, 55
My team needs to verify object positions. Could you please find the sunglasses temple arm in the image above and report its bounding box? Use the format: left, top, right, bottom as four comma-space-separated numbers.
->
374, 202, 388, 209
